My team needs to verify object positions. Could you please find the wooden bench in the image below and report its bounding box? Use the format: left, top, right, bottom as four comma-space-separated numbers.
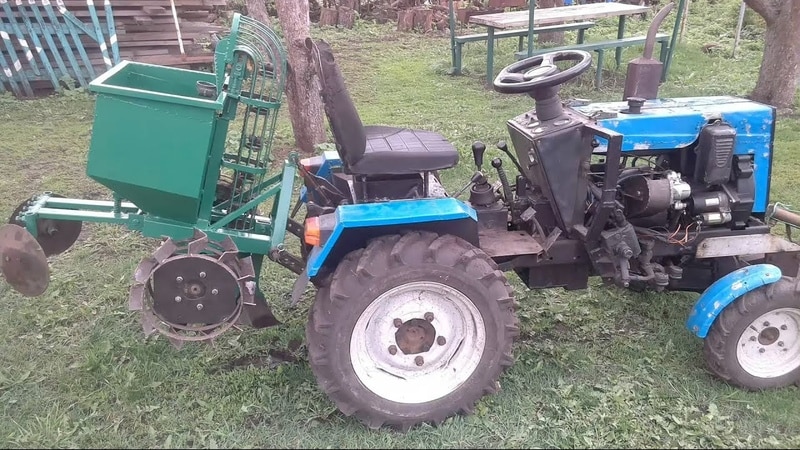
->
513, 33, 670, 87
451, 21, 596, 76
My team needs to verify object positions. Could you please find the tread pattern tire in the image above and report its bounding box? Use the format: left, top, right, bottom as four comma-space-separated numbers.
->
703, 276, 800, 390
306, 231, 518, 431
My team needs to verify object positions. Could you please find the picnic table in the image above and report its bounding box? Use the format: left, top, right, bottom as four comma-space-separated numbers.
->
463, 1, 680, 86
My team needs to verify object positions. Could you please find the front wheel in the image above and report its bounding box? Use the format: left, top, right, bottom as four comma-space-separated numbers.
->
703, 276, 800, 390
306, 231, 518, 431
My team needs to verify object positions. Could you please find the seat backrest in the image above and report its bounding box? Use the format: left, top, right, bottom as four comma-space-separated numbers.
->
309, 39, 367, 168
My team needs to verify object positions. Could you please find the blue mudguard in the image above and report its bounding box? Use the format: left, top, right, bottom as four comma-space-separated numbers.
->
305, 197, 477, 277
686, 263, 782, 338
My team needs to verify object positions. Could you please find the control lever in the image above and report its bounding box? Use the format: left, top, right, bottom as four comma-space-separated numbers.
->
472, 141, 487, 171
496, 140, 524, 175
453, 172, 484, 199
492, 158, 513, 203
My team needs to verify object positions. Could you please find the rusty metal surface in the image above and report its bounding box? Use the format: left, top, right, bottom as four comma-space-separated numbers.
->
622, 2, 675, 100
696, 234, 800, 259
478, 227, 544, 258
0, 224, 50, 297
9, 195, 82, 257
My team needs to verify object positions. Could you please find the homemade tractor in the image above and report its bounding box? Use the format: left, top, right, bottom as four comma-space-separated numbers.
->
3, 12, 800, 432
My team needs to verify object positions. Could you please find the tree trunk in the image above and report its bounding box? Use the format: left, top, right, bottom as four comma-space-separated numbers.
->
744, 0, 800, 110
538, 0, 565, 45
338, 8, 356, 28
397, 9, 415, 31
274, 0, 327, 153
413, 7, 434, 33
245, 0, 271, 25
319, 7, 339, 26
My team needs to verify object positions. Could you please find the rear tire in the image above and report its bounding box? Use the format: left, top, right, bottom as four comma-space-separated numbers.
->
306, 231, 518, 431
703, 276, 800, 390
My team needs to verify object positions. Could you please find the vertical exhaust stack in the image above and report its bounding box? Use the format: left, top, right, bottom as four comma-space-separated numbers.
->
622, 2, 675, 101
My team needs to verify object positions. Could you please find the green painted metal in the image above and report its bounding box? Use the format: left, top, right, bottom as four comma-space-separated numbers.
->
86, 61, 225, 223
16, 13, 293, 261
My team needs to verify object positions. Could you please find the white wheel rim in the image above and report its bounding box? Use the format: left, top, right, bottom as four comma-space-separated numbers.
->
350, 281, 486, 404
736, 307, 800, 378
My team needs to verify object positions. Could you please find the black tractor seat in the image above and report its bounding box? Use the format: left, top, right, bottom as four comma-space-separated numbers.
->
311, 39, 459, 176
358, 125, 458, 174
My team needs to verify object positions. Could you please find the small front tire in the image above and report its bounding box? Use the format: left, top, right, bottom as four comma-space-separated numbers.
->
703, 276, 800, 390
306, 231, 518, 431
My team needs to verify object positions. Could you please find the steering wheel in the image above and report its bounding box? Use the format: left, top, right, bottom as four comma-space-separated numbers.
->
493, 50, 592, 94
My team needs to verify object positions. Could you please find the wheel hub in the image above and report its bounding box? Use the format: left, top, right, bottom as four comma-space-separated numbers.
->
395, 318, 435, 355
736, 308, 800, 378
150, 255, 239, 325
128, 229, 258, 347
350, 281, 486, 404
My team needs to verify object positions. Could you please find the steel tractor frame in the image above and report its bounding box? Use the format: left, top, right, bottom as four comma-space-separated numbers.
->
3, 12, 800, 432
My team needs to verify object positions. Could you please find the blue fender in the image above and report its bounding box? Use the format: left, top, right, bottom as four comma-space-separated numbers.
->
305, 197, 477, 277
686, 263, 782, 338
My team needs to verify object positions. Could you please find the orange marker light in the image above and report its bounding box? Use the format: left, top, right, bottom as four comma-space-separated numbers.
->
304, 216, 321, 246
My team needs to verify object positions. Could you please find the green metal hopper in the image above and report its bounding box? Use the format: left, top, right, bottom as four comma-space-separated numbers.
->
86, 61, 227, 223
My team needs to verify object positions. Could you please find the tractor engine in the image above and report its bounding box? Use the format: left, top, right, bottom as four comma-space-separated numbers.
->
504, 95, 775, 292
618, 120, 756, 231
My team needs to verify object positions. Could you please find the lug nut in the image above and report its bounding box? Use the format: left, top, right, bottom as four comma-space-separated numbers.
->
388, 345, 397, 355
176, 276, 183, 283
763, 321, 770, 327
197, 304, 204, 310
778, 341, 785, 347
175, 296, 182, 302
211, 288, 218, 295
393, 318, 403, 328
415, 356, 424, 366
759, 348, 765, 353
781, 325, 788, 330
199, 272, 206, 278
424, 312, 434, 322
750, 336, 757, 341
437, 336, 446, 346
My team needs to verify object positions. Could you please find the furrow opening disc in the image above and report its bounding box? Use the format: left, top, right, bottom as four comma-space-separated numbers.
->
0, 224, 50, 297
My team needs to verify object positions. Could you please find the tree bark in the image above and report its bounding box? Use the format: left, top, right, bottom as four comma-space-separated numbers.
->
338, 8, 356, 28
245, 0, 271, 25
397, 9, 415, 31
538, 0, 565, 45
275, 0, 327, 153
744, 0, 800, 109
413, 7, 434, 33
319, 7, 339, 26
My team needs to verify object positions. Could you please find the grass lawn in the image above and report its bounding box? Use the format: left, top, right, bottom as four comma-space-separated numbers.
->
2, 0, 800, 447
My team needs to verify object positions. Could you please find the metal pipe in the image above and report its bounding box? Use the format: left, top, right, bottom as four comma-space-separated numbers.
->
768, 203, 800, 228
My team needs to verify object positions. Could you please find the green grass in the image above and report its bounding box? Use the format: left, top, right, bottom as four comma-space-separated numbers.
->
2, 0, 800, 447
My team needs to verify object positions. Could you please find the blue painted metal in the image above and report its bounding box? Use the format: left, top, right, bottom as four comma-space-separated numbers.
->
306, 198, 478, 277
573, 96, 775, 212
686, 263, 782, 339
299, 150, 343, 203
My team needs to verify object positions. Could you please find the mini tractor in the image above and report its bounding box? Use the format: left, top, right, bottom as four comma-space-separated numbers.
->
3, 12, 800, 431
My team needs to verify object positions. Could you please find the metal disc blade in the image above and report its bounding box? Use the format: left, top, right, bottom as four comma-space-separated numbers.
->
0, 224, 50, 297
9, 194, 82, 257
